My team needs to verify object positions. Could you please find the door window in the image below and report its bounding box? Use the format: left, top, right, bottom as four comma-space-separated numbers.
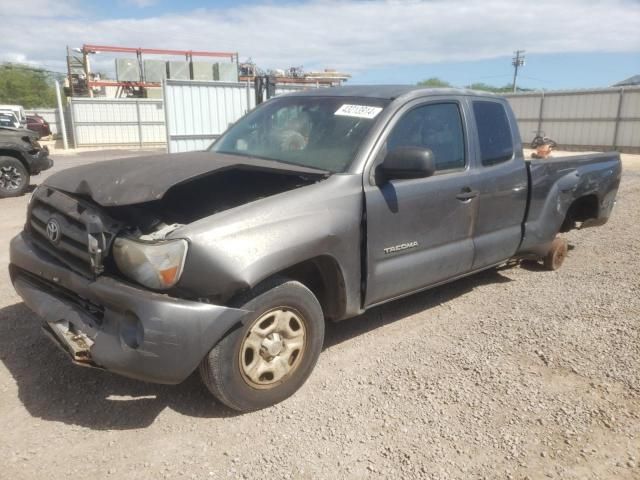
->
473, 101, 514, 166
387, 103, 465, 171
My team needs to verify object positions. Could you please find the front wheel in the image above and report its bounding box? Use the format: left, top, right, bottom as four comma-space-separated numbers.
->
0, 156, 30, 198
199, 277, 325, 412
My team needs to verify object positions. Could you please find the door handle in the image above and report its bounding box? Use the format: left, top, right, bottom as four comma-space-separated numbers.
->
456, 187, 479, 201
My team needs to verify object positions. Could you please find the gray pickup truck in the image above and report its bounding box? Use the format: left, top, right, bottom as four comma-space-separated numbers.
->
9, 86, 621, 411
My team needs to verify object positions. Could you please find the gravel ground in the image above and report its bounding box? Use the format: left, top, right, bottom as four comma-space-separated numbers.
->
0, 149, 638, 480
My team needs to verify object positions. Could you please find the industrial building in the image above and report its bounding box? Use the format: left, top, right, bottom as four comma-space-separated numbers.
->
65, 44, 350, 99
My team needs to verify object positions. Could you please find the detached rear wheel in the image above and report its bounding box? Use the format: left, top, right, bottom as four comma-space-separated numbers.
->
0, 156, 30, 198
544, 237, 568, 271
200, 278, 324, 412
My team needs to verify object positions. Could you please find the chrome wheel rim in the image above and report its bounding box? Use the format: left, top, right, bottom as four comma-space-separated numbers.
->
0, 165, 23, 191
239, 308, 306, 389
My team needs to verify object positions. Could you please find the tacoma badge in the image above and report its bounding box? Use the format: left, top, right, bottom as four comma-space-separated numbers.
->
383, 241, 418, 254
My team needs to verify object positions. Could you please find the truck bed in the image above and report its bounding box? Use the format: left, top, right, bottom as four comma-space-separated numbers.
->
519, 152, 622, 256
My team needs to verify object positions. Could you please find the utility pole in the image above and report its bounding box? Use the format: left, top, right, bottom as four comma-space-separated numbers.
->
54, 80, 68, 150
512, 50, 525, 92
83, 47, 93, 98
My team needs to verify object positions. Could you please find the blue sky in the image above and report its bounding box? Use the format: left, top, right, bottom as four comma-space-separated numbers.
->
354, 52, 640, 89
1, 0, 638, 90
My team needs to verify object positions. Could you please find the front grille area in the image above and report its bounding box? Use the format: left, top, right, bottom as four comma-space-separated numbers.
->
28, 187, 123, 278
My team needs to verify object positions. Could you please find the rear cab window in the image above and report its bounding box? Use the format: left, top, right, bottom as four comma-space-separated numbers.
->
472, 101, 514, 166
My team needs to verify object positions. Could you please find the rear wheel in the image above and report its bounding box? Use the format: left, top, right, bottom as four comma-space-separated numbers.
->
543, 237, 568, 271
0, 156, 30, 198
199, 277, 324, 412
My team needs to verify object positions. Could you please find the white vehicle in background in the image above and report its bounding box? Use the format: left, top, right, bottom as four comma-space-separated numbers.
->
0, 111, 21, 128
0, 105, 26, 126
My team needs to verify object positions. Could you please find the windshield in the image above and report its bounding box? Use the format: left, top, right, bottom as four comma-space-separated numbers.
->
0, 115, 16, 127
210, 96, 389, 172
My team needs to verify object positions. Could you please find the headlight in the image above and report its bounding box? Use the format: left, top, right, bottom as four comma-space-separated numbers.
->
113, 238, 188, 290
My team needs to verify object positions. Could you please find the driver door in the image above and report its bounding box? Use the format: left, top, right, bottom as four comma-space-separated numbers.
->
363, 99, 477, 306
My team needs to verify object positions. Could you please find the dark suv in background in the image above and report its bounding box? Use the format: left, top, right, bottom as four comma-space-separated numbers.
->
0, 126, 53, 197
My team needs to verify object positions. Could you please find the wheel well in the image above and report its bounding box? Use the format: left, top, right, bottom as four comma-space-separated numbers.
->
277, 256, 347, 322
560, 194, 599, 232
0, 150, 28, 172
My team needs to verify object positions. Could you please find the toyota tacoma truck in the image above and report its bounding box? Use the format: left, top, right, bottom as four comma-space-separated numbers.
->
1, 126, 53, 198
9, 86, 621, 411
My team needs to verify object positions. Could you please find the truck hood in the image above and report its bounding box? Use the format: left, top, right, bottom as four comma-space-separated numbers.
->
43, 151, 329, 207
0, 126, 36, 138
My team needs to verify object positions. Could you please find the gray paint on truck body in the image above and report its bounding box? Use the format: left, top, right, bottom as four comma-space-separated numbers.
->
9, 86, 622, 384
519, 152, 622, 255
173, 173, 364, 319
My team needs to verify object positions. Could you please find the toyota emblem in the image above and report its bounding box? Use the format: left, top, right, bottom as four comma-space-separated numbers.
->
46, 218, 61, 244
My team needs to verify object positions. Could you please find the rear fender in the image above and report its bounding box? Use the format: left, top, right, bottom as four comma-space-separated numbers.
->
520, 170, 587, 255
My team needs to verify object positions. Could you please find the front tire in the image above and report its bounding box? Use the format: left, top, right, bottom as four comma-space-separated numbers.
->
200, 277, 325, 412
0, 156, 30, 198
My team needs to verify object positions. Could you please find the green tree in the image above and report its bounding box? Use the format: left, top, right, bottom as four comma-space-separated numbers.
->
0, 63, 60, 108
417, 77, 452, 88
465, 82, 514, 93
465, 82, 533, 93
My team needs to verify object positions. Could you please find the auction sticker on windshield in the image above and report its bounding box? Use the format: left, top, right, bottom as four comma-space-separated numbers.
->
335, 104, 383, 119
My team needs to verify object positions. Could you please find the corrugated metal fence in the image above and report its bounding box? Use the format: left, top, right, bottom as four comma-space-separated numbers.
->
163, 80, 255, 153
163, 79, 319, 153
31, 85, 640, 153
69, 98, 166, 147
57, 82, 315, 150
504, 86, 640, 152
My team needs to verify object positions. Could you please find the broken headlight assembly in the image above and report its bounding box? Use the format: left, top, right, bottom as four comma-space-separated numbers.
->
22, 135, 41, 150
113, 237, 188, 290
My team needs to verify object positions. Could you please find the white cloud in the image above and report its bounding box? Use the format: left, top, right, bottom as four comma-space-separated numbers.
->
0, 0, 80, 17
1, 0, 638, 77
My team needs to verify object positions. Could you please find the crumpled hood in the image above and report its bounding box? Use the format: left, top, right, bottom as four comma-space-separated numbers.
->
43, 151, 328, 207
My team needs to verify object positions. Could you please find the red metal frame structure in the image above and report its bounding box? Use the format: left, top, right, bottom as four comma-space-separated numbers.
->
82, 44, 237, 60
71, 44, 239, 94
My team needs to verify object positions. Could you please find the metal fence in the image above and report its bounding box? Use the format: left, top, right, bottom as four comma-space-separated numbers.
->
69, 98, 166, 148
47, 82, 319, 150
163, 80, 254, 153
34, 85, 640, 153
503, 86, 640, 152
163, 79, 320, 153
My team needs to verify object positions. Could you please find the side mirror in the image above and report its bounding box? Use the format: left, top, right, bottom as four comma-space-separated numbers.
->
380, 147, 436, 181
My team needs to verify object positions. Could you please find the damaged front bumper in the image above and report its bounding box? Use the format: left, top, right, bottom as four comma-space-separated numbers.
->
9, 232, 248, 384
27, 146, 53, 175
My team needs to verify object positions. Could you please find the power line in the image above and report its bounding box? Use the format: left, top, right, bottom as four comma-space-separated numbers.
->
473, 73, 513, 80
519, 74, 553, 84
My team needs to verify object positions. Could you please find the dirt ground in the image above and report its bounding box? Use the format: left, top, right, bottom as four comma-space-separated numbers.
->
0, 149, 638, 480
